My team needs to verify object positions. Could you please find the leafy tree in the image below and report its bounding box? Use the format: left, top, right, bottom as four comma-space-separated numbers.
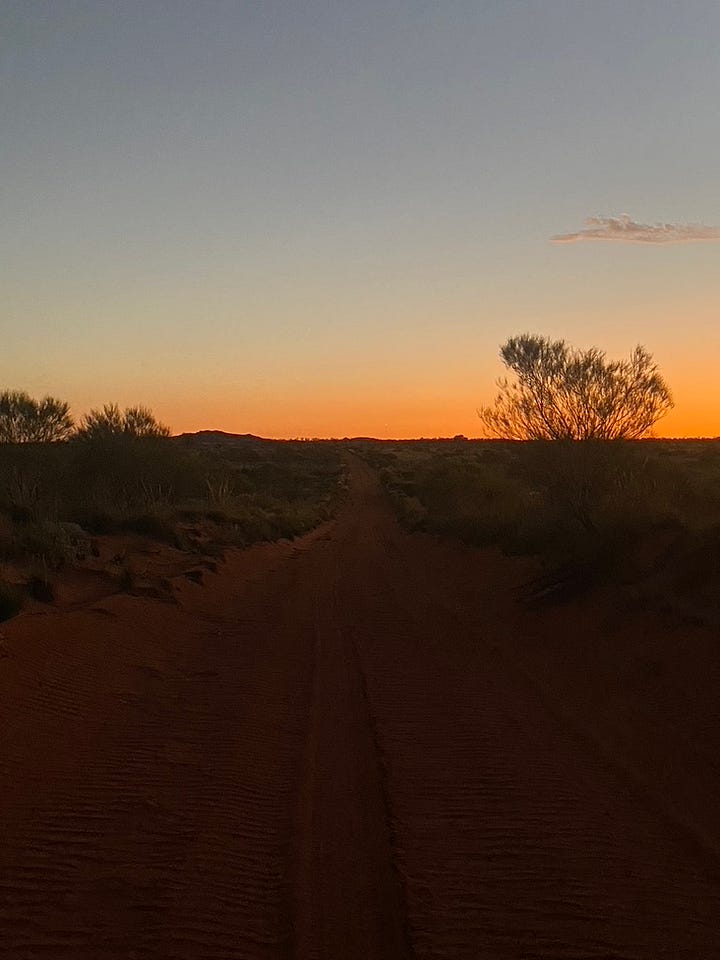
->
478, 335, 673, 440
74, 404, 171, 441
0, 390, 74, 443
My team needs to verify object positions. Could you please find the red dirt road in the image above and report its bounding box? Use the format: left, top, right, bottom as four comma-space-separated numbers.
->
2, 457, 720, 958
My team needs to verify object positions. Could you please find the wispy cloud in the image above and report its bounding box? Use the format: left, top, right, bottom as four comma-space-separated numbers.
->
551, 214, 720, 244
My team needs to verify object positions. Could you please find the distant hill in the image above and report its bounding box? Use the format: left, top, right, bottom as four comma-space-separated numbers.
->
176, 432, 480, 445
176, 430, 270, 446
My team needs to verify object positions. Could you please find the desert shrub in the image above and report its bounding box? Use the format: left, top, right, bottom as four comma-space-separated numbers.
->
268, 502, 323, 539
68, 435, 209, 532
0, 581, 23, 621
10, 520, 90, 569
0, 444, 71, 522
3, 468, 42, 523
384, 450, 536, 549
74, 404, 170, 441
479, 335, 673, 440
224, 513, 275, 546
205, 475, 236, 508
0, 390, 74, 443
513, 442, 694, 567
381, 439, 720, 609
0, 433, 342, 560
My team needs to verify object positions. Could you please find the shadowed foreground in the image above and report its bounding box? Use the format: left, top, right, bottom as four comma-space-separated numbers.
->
2, 457, 720, 958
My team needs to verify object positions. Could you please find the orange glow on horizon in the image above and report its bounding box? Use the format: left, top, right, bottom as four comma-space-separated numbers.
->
156, 395, 720, 441
75, 356, 720, 442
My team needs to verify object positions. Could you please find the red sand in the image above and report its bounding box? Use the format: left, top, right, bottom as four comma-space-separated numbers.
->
2, 457, 720, 958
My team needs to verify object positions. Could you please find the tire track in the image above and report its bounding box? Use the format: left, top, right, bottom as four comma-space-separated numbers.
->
290, 575, 411, 960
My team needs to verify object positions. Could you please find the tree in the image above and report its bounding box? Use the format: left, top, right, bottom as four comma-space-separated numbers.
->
478, 335, 673, 440
74, 404, 171, 441
0, 390, 74, 443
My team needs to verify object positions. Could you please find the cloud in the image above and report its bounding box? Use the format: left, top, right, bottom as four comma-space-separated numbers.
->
551, 214, 720, 244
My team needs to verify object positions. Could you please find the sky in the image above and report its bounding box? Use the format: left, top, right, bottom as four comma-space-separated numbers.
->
2, 0, 719, 438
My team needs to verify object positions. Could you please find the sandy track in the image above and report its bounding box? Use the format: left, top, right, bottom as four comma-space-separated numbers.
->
2, 456, 720, 958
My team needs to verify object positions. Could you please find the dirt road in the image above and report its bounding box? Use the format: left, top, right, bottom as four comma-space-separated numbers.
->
2, 457, 720, 958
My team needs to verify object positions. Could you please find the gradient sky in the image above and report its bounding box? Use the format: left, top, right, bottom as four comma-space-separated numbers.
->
3, 1, 719, 438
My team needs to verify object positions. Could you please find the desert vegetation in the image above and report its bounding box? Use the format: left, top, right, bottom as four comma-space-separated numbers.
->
1, 333, 715, 626
365, 437, 720, 620
0, 390, 74, 443
0, 393, 343, 619
74, 403, 173, 441
361, 334, 719, 619
478, 334, 673, 440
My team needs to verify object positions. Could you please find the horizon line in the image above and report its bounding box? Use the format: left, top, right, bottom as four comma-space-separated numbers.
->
176, 430, 720, 442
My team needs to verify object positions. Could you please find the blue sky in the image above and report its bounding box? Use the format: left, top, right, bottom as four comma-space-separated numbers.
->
3, 1, 719, 436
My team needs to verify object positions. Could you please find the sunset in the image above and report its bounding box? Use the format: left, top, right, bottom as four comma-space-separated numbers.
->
4, 2, 720, 438
4, 4, 720, 958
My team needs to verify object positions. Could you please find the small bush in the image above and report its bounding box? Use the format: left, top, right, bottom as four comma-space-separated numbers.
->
0, 390, 74, 443
14, 520, 90, 569
74, 404, 171, 441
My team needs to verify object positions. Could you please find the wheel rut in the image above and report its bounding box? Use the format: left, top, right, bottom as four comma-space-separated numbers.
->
290, 579, 411, 960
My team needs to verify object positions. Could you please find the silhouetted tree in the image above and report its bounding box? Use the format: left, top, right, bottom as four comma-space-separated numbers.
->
0, 390, 74, 443
74, 404, 171, 441
478, 335, 673, 440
